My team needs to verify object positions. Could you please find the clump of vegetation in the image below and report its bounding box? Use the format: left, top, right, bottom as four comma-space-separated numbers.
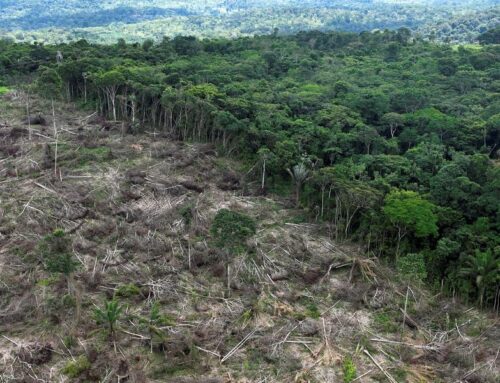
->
115, 283, 141, 298
149, 302, 175, 327
179, 203, 194, 226
74, 146, 113, 167
210, 209, 256, 253
397, 253, 428, 282
373, 311, 399, 334
342, 356, 357, 383
459, 250, 499, 308
144, 302, 175, 350
383, 190, 438, 259
61, 355, 91, 378
211, 209, 256, 295
304, 302, 320, 319
63, 335, 77, 349
39, 229, 78, 294
93, 300, 123, 337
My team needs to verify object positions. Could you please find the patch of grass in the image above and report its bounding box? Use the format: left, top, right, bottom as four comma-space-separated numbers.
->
428, 309, 464, 332
451, 44, 482, 51
243, 349, 269, 376
75, 146, 113, 168
259, 200, 283, 217
254, 295, 274, 316
238, 308, 253, 324
63, 335, 77, 349
305, 302, 321, 319
62, 355, 91, 378
0, 86, 10, 95
464, 316, 489, 337
88, 188, 109, 204
391, 367, 408, 381
342, 356, 357, 383
373, 311, 399, 333
151, 364, 196, 378
179, 203, 194, 226
36, 276, 59, 287
115, 283, 141, 298
148, 302, 176, 326
267, 177, 293, 197
58, 144, 113, 168
212, 156, 233, 170
62, 294, 76, 308
289, 211, 309, 224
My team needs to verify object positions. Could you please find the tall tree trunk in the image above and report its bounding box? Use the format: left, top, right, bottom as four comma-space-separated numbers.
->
52, 100, 58, 177
261, 159, 266, 192
26, 93, 31, 141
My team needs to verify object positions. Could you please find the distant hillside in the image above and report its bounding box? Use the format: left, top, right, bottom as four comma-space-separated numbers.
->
0, 0, 498, 43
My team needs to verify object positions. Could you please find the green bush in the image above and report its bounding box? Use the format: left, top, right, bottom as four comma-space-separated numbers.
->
373, 311, 399, 333
62, 355, 90, 378
39, 229, 77, 277
342, 356, 357, 383
149, 302, 175, 326
62, 294, 76, 308
63, 335, 77, 349
397, 253, 427, 282
94, 300, 123, 336
179, 203, 194, 226
115, 283, 141, 298
305, 303, 320, 319
210, 209, 256, 253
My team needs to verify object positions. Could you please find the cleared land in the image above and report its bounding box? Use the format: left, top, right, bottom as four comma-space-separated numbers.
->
0, 90, 498, 382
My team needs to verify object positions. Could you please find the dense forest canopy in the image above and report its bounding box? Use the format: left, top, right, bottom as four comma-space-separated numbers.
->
1, 28, 498, 307
0, 0, 498, 44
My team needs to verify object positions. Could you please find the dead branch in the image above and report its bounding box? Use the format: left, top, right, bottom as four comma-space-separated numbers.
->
363, 350, 398, 383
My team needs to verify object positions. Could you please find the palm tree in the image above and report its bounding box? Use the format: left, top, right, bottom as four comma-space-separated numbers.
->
94, 300, 123, 337
287, 163, 310, 207
460, 250, 499, 308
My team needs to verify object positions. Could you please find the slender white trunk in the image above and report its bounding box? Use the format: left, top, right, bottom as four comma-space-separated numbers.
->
26, 95, 31, 141
261, 159, 266, 191
52, 100, 58, 177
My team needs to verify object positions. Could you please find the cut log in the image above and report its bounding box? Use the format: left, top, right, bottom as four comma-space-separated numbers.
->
399, 308, 419, 329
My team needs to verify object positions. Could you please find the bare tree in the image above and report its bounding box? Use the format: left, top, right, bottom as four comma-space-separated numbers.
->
52, 100, 58, 177
56, 50, 63, 64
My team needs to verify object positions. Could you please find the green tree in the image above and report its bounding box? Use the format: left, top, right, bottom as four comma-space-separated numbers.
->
459, 250, 499, 308
94, 300, 123, 337
94, 69, 126, 121
478, 27, 500, 45
354, 123, 381, 155
430, 163, 481, 219
257, 147, 277, 194
287, 162, 311, 207
348, 89, 389, 123
397, 253, 427, 282
36, 67, 62, 100
39, 229, 78, 294
383, 190, 438, 259
211, 209, 256, 295
381, 112, 404, 138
